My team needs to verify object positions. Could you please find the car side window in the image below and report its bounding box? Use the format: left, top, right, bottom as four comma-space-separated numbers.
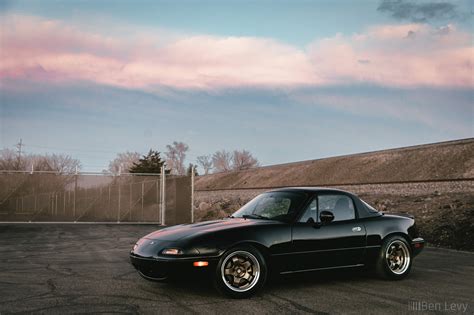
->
298, 198, 317, 223
318, 194, 355, 222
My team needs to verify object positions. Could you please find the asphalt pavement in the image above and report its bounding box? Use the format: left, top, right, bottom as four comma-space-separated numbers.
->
0, 224, 472, 314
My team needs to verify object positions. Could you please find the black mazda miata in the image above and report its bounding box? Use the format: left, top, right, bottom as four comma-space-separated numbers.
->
130, 187, 424, 298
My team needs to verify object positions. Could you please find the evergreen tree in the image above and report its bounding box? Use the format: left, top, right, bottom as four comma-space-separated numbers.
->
129, 150, 170, 174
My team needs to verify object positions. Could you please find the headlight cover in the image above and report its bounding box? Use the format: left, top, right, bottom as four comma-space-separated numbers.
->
161, 248, 184, 255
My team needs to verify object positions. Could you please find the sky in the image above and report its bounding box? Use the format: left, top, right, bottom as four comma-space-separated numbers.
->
0, 0, 473, 172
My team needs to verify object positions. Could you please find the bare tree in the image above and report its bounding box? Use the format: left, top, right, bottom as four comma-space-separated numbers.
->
196, 155, 213, 175
0, 148, 19, 170
232, 149, 259, 170
165, 141, 189, 175
212, 150, 232, 173
107, 151, 141, 174
31, 154, 81, 173
0, 151, 81, 200
0, 149, 81, 173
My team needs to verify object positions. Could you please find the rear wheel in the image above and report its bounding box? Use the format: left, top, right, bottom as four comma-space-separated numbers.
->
376, 235, 412, 280
214, 245, 267, 298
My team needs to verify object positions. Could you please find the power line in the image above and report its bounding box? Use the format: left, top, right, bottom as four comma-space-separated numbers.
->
26, 144, 118, 154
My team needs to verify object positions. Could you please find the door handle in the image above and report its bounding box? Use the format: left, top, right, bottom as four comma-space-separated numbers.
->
352, 226, 362, 232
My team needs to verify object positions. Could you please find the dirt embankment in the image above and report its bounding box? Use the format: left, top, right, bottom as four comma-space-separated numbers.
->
193, 139, 474, 251
195, 139, 474, 190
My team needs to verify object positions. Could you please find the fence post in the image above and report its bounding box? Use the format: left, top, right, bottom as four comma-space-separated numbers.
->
108, 185, 111, 221
73, 168, 78, 221
157, 179, 160, 223
118, 184, 121, 223
129, 183, 132, 221
99, 187, 102, 218
191, 165, 195, 223
161, 166, 166, 225
141, 181, 144, 222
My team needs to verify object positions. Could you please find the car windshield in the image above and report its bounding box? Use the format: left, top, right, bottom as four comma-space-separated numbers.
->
232, 191, 307, 221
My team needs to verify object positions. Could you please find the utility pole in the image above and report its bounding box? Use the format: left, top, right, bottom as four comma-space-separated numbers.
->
15, 138, 23, 169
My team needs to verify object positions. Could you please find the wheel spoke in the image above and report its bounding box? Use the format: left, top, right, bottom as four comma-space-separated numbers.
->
234, 276, 243, 286
242, 261, 252, 269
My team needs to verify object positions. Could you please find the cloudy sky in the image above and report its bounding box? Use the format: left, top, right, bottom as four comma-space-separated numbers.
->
1, 0, 473, 172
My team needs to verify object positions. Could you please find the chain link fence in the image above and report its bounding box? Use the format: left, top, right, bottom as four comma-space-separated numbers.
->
0, 171, 193, 224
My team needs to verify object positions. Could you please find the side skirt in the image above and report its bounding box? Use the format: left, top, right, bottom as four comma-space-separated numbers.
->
280, 264, 365, 275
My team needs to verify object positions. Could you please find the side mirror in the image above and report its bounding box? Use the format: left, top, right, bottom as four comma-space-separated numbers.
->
320, 210, 334, 224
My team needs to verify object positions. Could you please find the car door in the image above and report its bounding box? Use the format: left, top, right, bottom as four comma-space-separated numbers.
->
289, 193, 366, 271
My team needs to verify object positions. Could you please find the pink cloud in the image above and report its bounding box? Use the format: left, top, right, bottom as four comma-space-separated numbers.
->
309, 24, 473, 88
1, 15, 472, 90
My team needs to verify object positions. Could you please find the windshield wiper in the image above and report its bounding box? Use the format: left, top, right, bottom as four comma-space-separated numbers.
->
242, 214, 269, 220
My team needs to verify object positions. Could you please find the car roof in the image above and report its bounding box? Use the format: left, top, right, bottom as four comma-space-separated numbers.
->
268, 187, 354, 195
267, 187, 381, 219
270, 187, 382, 218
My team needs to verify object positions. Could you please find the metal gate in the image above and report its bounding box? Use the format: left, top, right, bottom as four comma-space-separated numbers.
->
0, 169, 193, 225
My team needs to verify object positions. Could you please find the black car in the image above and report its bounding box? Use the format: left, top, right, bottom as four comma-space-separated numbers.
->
130, 188, 425, 298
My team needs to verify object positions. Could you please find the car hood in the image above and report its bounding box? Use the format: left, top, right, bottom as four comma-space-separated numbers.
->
143, 218, 275, 241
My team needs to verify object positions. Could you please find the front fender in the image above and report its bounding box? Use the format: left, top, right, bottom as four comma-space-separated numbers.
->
185, 222, 292, 257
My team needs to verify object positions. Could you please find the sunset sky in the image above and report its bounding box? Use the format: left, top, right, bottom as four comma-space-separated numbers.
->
1, 0, 473, 172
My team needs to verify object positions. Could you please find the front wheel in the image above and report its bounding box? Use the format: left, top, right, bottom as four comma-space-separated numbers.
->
376, 235, 412, 280
214, 245, 267, 298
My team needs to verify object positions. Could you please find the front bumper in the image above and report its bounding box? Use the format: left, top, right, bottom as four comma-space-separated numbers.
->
129, 252, 218, 281
411, 237, 425, 257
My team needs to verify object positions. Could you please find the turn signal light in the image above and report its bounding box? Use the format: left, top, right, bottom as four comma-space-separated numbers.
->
414, 243, 423, 248
193, 261, 209, 267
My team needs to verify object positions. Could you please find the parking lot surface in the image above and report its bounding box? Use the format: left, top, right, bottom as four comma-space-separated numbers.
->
0, 224, 472, 314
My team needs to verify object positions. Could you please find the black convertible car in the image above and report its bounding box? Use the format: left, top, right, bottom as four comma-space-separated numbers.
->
130, 187, 424, 298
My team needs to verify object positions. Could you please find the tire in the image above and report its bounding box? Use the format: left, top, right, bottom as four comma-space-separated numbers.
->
376, 235, 412, 280
214, 245, 267, 298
